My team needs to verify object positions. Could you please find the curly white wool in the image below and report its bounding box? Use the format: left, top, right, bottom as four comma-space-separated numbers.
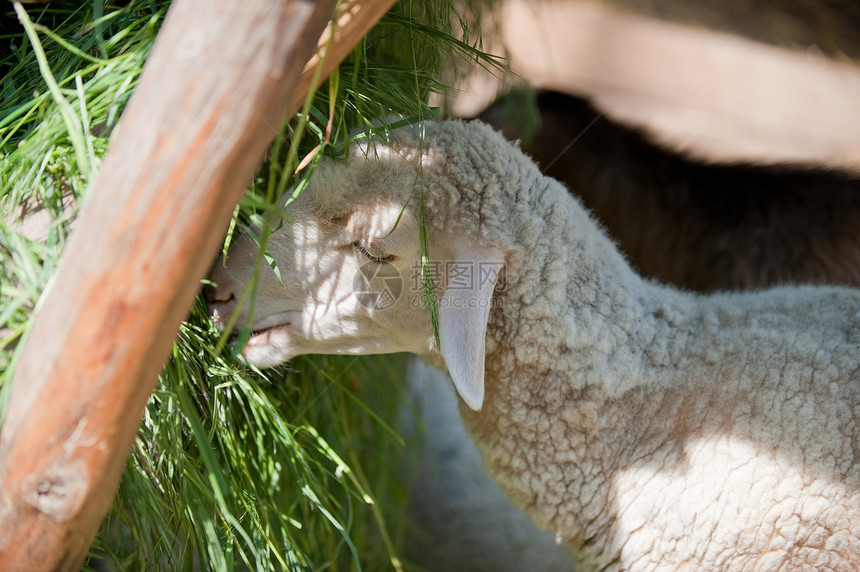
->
208, 120, 860, 571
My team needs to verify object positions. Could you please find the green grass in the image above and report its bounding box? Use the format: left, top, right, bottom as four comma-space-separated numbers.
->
0, 0, 501, 570
96, 303, 412, 570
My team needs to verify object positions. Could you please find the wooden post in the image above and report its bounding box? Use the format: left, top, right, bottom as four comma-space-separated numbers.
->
294, 0, 399, 111
0, 0, 398, 568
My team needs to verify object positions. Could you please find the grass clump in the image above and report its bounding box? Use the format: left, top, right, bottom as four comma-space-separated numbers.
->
98, 302, 411, 571
1, 0, 500, 570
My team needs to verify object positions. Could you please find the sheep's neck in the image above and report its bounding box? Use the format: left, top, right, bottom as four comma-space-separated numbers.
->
439, 129, 860, 569
462, 187, 860, 569
467, 225, 695, 568
459, 175, 711, 565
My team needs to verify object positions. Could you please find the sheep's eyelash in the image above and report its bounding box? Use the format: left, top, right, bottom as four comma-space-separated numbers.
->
352, 239, 396, 263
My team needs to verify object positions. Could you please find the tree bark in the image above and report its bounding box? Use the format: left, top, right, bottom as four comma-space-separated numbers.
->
0, 0, 405, 568
294, 0, 399, 110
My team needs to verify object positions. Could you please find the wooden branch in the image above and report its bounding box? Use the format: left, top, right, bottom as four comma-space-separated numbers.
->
0, 0, 411, 568
294, 0, 398, 110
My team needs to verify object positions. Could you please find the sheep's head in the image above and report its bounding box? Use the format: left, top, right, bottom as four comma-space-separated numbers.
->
206, 126, 505, 410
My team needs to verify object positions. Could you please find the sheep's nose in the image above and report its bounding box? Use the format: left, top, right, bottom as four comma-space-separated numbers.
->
204, 282, 236, 327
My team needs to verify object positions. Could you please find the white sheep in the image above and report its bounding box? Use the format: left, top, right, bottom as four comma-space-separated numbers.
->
414, 92, 860, 572
207, 120, 860, 571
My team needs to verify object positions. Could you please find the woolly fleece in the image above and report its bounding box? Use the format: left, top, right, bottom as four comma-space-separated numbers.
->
209, 120, 860, 571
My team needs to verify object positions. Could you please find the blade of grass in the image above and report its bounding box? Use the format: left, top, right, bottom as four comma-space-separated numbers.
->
14, 2, 91, 178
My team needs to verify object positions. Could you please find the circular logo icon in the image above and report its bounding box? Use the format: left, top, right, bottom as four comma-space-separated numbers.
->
352, 261, 403, 310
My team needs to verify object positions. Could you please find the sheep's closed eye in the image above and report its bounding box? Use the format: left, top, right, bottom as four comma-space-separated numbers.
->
353, 239, 396, 263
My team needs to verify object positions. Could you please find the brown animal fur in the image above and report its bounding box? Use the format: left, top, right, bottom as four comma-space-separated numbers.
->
480, 91, 860, 292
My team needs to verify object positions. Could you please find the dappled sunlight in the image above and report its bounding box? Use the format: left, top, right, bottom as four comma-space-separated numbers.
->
209, 146, 434, 367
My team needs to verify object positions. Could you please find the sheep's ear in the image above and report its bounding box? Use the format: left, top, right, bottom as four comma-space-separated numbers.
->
438, 244, 505, 411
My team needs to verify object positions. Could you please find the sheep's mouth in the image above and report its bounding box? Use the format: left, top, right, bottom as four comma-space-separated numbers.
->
239, 311, 300, 347
245, 325, 287, 347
